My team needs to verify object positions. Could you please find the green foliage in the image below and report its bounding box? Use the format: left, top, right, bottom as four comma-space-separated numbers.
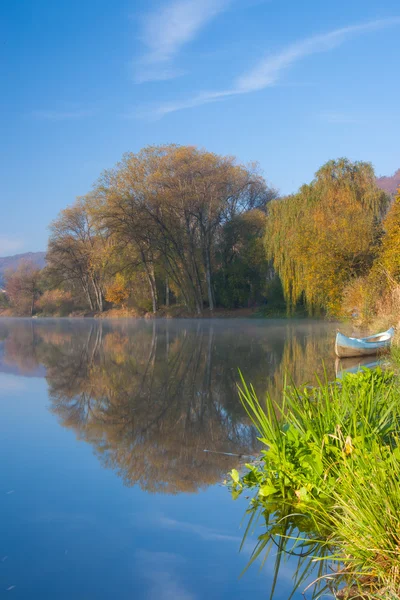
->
0, 291, 9, 309
214, 210, 270, 308
232, 368, 396, 504
229, 367, 400, 598
317, 444, 400, 599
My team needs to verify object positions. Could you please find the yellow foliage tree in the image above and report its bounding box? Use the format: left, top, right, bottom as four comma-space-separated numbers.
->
265, 159, 389, 315
379, 188, 400, 280
105, 273, 130, 307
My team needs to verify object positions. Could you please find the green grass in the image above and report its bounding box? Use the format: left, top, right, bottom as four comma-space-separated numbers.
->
229, 367, 400, 599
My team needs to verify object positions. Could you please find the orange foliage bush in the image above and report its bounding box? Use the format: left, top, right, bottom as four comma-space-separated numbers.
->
105, 274, 130, 307
36, 289, 75, 316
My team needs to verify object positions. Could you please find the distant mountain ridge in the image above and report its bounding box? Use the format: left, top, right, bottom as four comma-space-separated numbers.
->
0, 252, 46, 287
376, 169, 400, 197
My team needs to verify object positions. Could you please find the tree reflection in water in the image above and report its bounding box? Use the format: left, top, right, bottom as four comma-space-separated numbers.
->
0, 318, 339, 596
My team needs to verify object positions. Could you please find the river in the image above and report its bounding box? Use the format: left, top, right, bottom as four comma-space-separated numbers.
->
0, 318, 343, 599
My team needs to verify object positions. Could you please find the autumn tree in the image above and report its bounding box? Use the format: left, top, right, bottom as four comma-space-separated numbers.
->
379, 188, 400, 280
4, 261, 42, 316
265, 159, 389, 315
95, 145, 274, 314
105, 273, 130, 307
47, 197, 112, 312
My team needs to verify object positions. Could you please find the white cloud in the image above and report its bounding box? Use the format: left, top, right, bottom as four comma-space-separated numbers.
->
143, 16, 400, 116
135, 89, 235, 119
32, 109, 93, 121
134, 0, 231, 83
0, 235, 24, 256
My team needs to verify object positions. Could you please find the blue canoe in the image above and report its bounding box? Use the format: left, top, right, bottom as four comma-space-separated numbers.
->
335, 327, 395, 358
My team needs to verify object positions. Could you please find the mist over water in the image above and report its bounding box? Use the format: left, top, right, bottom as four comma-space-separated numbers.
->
0, 318, 339, 599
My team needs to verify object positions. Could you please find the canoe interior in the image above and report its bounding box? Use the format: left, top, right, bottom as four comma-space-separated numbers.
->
363, 333, 392, 343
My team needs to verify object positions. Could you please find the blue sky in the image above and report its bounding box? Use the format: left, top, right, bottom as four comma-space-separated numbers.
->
1, 0, 400, 254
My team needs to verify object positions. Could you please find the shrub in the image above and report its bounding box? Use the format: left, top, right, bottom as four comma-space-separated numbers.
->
36, 289, 75, 316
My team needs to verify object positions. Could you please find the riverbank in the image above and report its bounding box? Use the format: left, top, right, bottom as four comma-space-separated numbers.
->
230, 355, 400, 599
0, 305, 306, 319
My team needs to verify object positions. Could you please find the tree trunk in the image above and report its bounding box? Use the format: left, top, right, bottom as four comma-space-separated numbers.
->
92, 279, 104, 312
82, 279, 94, 311
97, 289, 103, 312
144, 261, 158, 313
150, 280, 157, 313
164, 255, 190, 308
205, 246, 214, 311
165, 274, 170, 307
194, 293, 202, 315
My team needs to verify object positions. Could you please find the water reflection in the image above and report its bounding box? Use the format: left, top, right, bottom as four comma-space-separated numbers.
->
335, 355, 383, 378
234, 496, 334, 599
0, 319, 338, 495
0, 318, 340, 598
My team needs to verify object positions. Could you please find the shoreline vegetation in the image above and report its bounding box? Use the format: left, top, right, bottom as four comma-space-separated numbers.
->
0, 146, 398, 327
231, 351, 400, 600
0, 306, 308, 319
1, 147, 399, 596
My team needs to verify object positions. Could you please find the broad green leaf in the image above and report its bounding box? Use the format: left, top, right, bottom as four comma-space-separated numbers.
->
230, 469, 240, 484
259, 484, 278, 497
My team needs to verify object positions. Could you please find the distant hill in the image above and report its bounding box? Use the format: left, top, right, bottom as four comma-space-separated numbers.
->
376, 169, 400, 197
0, 252, 46, 287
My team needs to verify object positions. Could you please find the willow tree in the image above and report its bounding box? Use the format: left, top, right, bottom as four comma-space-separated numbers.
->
265, 159, 389, 315
379, 188, 400, 280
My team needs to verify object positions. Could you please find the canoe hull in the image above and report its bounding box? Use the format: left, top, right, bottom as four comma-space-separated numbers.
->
335, 343, 386, 359
335, 328, 394, 359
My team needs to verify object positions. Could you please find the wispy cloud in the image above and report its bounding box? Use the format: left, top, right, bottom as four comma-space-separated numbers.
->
157, 515, 260, 557
142, 17, 400, 117
134, 0, 231, 83
0, 374, 27, 395
159, 516, 242, 543
0, 235, 24, 256
32, 109, 93, 121
135, 550, 196, 600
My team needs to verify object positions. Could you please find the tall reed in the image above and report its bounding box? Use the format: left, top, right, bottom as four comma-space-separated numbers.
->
230, 368, 400, 599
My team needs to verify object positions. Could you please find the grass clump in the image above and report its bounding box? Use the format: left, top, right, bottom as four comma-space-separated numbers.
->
230, 367, 400, 599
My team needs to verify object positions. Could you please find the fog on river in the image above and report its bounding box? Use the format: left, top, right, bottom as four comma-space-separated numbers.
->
0, 318, 344, 599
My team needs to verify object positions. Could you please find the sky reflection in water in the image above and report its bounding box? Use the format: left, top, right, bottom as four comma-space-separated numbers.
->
0, 318, 340, 599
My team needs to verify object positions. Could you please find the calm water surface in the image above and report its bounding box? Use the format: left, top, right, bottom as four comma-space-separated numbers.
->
0, 318, 342, 599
